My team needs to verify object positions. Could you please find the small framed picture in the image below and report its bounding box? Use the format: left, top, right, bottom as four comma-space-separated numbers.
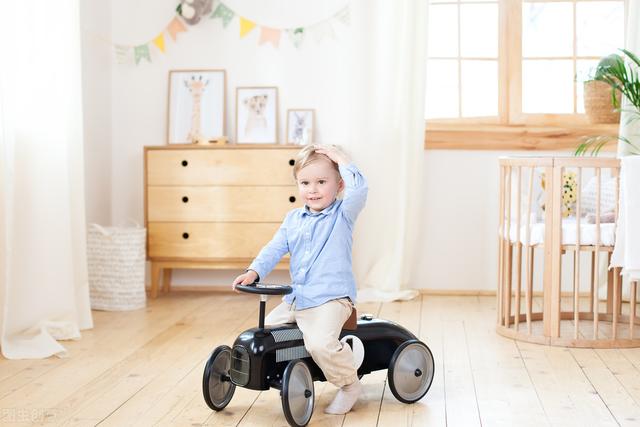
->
286, 109, 315, 145
167, 69, 226, 145
236, 87, 279, 144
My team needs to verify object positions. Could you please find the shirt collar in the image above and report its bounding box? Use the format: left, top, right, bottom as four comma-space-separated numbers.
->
301, 199, 339, 217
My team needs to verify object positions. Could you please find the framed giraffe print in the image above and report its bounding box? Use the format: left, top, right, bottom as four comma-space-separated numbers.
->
235, 86, 279, 144
167, 69, 226, 145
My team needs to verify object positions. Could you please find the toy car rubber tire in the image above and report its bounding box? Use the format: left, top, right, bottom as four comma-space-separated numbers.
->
387, 339, 435, 404
202, 345, 236, 411
281, 359, 315, 427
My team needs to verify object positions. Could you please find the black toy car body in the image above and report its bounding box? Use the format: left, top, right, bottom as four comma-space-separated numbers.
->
203, 283, 434, 427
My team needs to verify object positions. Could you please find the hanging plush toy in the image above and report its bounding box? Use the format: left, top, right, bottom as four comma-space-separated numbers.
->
177, 0, 213, 25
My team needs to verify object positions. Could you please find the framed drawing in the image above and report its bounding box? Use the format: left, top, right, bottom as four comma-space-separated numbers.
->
286, 109, 314, 145
235, 87, 279, 144
167, 69, 226, 144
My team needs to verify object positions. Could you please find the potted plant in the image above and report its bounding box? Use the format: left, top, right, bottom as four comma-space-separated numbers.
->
575, 49, 640, 156
583, 54, 622, 124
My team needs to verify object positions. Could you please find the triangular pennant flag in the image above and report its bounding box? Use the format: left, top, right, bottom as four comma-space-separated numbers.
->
114, 45, 131, 64
239, 17, 256, 37
211, 3, 234, 28
287, 28, 305, 49
167, 16, 187, 41
153, 33, 166, 52
259, 27, 281, 48
309, 21, 335, 43
134, 44, 151, 65
335, 7, 350, 26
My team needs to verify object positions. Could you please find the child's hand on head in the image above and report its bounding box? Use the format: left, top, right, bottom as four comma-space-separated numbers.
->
314, 144, 350, 166
232, 270, 259, 291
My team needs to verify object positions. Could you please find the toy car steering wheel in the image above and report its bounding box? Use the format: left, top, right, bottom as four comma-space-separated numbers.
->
235, 282, 293, 296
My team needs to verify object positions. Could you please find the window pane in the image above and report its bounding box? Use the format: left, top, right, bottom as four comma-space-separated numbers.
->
523, 2, 573, 57
576, 59, 599, 113
461, 60, 498, 117
426, 60, 459, 119
523, 60, 573, 113
428, 5, 458, 57
460, 4, 498, 58
576, 1, 625, 57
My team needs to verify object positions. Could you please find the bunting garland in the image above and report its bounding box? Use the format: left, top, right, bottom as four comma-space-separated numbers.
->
109, 0, 350, 66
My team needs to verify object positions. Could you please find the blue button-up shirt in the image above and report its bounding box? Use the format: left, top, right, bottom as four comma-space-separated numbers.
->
248, 163, 368, 309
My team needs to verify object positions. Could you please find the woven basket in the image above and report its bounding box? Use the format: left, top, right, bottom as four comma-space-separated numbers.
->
584, 80, 621, 124
87, 223, 147, 311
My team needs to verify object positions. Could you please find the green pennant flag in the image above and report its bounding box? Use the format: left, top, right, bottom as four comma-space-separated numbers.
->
287, 28, 305, 49
134, 44, 151, 65
211, 3, 234, 28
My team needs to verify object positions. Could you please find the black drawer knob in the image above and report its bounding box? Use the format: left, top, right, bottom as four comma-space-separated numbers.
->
182, 196, 189, 203
288, 159, 295, 166
182, 232, 189, 239
289, 196, 296, 203
181, 160, 188, 167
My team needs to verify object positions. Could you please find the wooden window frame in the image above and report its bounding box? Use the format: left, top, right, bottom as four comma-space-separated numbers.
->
425, 0, 624, 150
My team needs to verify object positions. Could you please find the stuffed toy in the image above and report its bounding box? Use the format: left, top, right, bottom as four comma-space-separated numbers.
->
178, 0, 213, 25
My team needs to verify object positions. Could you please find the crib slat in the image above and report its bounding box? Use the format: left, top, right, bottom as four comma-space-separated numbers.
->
525, 167, 534, 333
504, 167, 512, 328
497, 166, 505, 326
613, 266, 619, 339
515, 167, 522, 331
593, 167, 601, 340
574, 167, 582, 340
631, 281, 637, 339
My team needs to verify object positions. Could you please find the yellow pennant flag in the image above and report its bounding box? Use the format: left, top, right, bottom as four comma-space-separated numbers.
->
239, 17, 256, 38
153, 33, 165, 53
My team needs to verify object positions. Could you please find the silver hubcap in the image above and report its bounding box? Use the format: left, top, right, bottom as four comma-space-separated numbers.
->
210, 350, 233, 405
393, 343, 433, 401
287, 363, 314, 424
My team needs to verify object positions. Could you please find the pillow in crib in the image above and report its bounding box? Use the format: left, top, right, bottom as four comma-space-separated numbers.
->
581, 175, 617, 214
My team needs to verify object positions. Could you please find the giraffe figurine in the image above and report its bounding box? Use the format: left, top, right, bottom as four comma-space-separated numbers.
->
184, 75, 209, 143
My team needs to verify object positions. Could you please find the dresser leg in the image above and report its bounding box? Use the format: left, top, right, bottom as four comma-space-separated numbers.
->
151, 263, 161, 299
162, 269, 172, 294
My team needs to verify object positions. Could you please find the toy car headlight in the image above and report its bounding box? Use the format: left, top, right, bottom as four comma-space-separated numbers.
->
230, 345, 250, 386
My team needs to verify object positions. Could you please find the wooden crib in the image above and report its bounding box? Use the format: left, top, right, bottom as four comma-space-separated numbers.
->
497, 157, 639, 348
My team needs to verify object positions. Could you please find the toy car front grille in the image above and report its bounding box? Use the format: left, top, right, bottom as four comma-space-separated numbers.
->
230, 345, 250, 386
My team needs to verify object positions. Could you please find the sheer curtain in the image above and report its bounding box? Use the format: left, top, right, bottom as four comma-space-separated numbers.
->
346, 0, 429, 302
0, 0, 93, 359
618, 0, 640, 156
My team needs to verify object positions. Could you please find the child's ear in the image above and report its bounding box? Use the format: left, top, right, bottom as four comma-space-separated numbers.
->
338, 178, 345, 193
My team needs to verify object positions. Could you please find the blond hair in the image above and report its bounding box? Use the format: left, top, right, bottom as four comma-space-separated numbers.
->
292, 145, 340, 179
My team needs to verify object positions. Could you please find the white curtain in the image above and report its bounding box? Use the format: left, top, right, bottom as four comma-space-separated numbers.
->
618, 0, 640, 156
0, 1, 93, 359
346, 0, 429, 302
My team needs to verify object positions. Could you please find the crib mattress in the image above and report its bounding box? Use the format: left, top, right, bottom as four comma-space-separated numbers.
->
503, 218, 616, 246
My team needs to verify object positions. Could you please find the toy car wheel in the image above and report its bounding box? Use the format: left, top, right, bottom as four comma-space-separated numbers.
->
387, 340, 434, 404
281, 359, 315, 427
203, 345, 236, 411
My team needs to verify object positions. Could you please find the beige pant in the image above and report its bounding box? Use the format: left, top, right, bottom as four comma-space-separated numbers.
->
265, 298, 358, 387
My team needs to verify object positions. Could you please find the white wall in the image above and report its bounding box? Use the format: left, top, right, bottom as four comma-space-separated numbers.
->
81, 0, 112, 226
81, 0, 593, 292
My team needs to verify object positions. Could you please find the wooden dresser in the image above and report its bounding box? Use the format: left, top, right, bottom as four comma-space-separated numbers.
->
144, 145, 302, 297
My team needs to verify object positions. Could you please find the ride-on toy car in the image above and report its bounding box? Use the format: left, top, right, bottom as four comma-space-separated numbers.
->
202, 283, 435, 427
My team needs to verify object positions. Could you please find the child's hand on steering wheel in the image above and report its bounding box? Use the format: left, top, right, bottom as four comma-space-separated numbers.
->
232, 270, 259, 291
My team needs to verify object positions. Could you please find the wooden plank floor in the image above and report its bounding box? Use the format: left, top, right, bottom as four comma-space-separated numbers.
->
2, 293, 640, 426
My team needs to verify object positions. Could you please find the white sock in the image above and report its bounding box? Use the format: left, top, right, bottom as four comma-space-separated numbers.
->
324, 379, 362, 415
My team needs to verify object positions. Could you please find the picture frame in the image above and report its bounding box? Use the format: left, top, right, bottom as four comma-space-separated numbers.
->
235, 87, 279, 144
167, 69, 226, 145
286, 109, 315, 145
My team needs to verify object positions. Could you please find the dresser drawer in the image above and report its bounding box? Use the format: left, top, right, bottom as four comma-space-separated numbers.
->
146, 148, 299, 186
148, 222, 283, 259
147, 186, 301, 222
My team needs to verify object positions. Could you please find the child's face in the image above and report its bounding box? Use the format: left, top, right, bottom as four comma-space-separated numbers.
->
296, 157, 344, 213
